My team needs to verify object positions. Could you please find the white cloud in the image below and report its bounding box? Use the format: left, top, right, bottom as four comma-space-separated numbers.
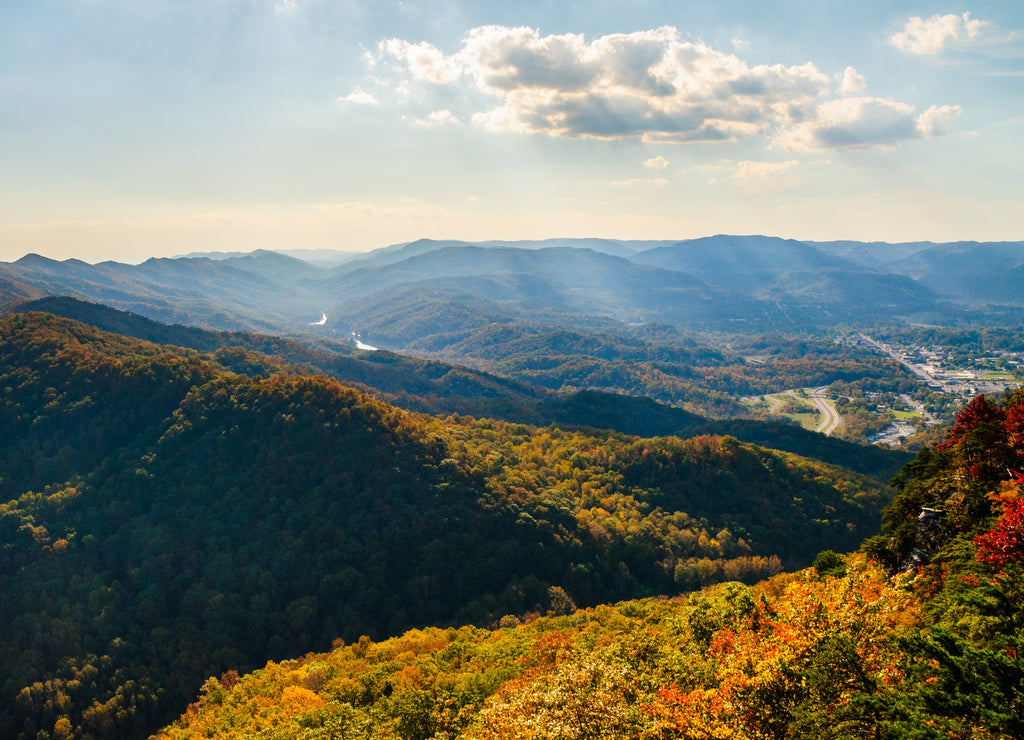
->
774, 97, 961, 151
377, 25, 959, 151
378, 39, 462, 84
838, 66, 866, 94
644, 155, 670, 169
889, 12, 990, 55
733, 160, 799, 179
313, 199, 449, 220
338, 87, 379, 105
691, 163, 727, 173
414, 109, 462, 127
611, 177, 669, 187
916, 105, 962, 137
382, 25, 831, 143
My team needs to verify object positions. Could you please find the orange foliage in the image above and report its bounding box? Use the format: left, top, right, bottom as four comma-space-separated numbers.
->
280, 685, 323, 712
645, 560, 916, 738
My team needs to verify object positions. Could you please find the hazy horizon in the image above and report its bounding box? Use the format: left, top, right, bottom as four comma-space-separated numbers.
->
2, 1, 1022, 263
6, 232, 1024, 268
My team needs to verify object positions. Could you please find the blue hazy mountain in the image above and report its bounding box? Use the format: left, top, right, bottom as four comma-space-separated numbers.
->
4, 237, 1024, 344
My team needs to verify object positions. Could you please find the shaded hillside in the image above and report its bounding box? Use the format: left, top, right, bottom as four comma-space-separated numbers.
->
807, 239, 938, 269
418, 320, 916, 421
888, 241, 1024, 305
757, 268, 936, 307
3, 249, 360, 334
696, 418, 911, 482
9, 295, 354, 358
631, 235, 945, 326
632, 234, 857, 293
756, 269, 942, 326
8, 298, 910, 480
329, 238, 669, 275
0, 265, 42, 306
0, 312, 891, 739
331, 284, 521, 349
7, 297, 553, 419
321, 245, 761, 329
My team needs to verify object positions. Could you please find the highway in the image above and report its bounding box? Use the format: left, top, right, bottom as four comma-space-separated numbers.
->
808, 386, 842, 436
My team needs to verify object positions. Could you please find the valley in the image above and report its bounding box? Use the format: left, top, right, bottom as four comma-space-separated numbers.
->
2, 235, 1024, 739
5, 2, 1021, 735
0, 308, 898, 738
6, 235, 1024, 448
743, 330, 1022, 446
857, 331, 1023, 398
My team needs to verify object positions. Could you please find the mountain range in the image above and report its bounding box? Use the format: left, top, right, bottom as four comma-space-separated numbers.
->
3, 233, 1018, 738
4, 236, 1024, 353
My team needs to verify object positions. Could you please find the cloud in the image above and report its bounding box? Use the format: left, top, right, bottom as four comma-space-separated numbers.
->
611, 177, 669, 187
338, 87, 379, 105
838, 66, 866, 94
379, 39, 462, 84
691, 163, 727, 174
774, 97, 961, 151
414, 109, 462, 127
313, 199, 449, 220
733, 160, 799, 179
377, 25, 958, 151
889, 12, 990, 55
644, 155, 670, 169
916, 105, 962, 137
381, 25, 831, 143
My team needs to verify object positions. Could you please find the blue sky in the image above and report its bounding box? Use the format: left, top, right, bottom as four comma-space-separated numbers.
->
1, 1, 1022, 262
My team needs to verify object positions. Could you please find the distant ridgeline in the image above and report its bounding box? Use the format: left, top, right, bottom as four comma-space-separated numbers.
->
0, 310, 895, 739
5, 237, 1024, 341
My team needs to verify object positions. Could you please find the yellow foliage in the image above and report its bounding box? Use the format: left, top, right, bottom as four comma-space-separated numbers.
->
393, 665, 428, 690
280, 685, 323, 712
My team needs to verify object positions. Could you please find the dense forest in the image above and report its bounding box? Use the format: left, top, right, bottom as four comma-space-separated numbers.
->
9, 294, 921, 425
395, 319, 916, 419
0, 311, 895, 739
10, 297, 913, 478
158, 389, 1024, 739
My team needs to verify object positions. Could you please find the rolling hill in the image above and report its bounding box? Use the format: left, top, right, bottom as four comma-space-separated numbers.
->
3, 237, 1022, 348
0, 309, 897, 738
7, 297, 912, 480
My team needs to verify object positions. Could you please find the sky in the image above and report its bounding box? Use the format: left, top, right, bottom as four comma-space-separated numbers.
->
1, 1, 1022, 263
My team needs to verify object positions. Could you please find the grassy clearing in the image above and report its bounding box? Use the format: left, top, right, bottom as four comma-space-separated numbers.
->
980, 371, 1018, 381
788, 411, 821, 430
892, 410, 921, 421
756, 391, 821, 430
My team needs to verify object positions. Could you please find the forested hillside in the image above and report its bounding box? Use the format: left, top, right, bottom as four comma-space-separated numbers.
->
10, 297, 912, 479
158, 390, 1024, 739
0, 311, 892, 739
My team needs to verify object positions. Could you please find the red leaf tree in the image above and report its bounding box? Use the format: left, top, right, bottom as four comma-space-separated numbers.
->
975, 495, 1024, 568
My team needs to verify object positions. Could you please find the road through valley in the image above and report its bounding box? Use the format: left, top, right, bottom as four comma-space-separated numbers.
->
808, 387, 841, 436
